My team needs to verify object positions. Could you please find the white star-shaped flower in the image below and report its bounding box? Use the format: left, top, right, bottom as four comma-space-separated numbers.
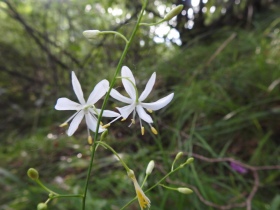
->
110, 66, 174, 135
55, 71, 120, 138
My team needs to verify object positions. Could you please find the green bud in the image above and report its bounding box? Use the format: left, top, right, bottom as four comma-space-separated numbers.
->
83, 30, 101, 40
185, 157, 194, 165
27, 168, 39, 180
146, 160, 155, 175
37, 203, 47, 210
100, 129, 108, 141
177, 187, 193, 194
164, 5, 184, 21
175, 152, 183, 160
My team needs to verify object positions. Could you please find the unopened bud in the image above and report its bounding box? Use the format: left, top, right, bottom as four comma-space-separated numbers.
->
27, 168, 39, 180
100, 129, 108, 141
83, 30, 101, 40
185, 157, 194, 165
37, 203, 47, 210
177, 187, 193, 194
164, 5, 184, 21
175, 152, 183, 160
146, 160, 155, 175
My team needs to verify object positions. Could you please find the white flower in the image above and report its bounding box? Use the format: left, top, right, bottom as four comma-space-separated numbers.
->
110, 66, 174, 135
55, 71, 120, 136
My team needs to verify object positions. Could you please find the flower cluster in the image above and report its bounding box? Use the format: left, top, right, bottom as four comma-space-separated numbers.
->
55, 66, 174, 137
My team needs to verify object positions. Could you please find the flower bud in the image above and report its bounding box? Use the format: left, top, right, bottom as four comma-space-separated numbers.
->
177, 187, 193, 194
185, 157, 194, 165
175, 152, 183, 160
100, 129, 108, 141
164, 5, 184, 21
146, 160, 155, 175
37, 203, 48, 210
27, 168, 39, 180
83, 30, 101, 39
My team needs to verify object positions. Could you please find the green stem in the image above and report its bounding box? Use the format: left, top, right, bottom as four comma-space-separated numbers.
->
50, 194, 84, 199
100, 31, 128, 43
140, 19, 165, 26
120, 161, 191, 210
96, 141, 130, 172
35, 179, 59, 196
141, 174, 149, 188
158, 184, 177, 191
82, 1, 148, 209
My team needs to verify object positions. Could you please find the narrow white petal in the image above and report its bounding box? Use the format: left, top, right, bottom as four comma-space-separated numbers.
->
85, 113, 105, 133
139, 72, 156, 101
121, 66, 137, 100
117, 103, 135, 119
55, 98, 82, 110
141, 93, 174, 111
110, 89, 133, 104
67, 110, 84, 136
136, 105, 153, 123
96, 109, 121, 118
87, 79, 109, 105
72, 71, 86, 104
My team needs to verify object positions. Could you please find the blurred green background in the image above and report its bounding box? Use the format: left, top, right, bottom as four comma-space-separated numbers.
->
0, 0, 280, 209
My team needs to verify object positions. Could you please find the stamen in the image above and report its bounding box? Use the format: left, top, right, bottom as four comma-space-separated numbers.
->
131, 119, 136, 124
59, 122, 68, 127
121, 118, 127, 121
141, 126, 145, 135
102, 123, 111, 128
146, 109, 153, 113
88, 136, 93, 145
151, 126, 158, 135
100, 121, 103, 126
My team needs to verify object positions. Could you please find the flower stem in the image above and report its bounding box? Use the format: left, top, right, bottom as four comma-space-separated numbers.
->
100, 31, 129, 43
81, 1, 148, 209
120, 160, 192, 210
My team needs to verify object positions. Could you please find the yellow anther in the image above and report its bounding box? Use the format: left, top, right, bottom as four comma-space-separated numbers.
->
59, 122, 68, 127
141, 126, 145, 135
147, 109, 153, 113
102, 123, 111, 128
121, 118, 127, 121
151, 127, 158, 135
131, 119, 135, 124
100, 121, 103, 126
88, 136, 93, 145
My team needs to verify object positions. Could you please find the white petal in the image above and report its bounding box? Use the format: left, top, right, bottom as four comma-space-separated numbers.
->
121, 66, 137, 100
139, 72, 156, 101
85, 113, 105, 133
117, 103, 136, 119
87, 79, 109, 105
67, 110, 84, 136
96, 109, 121, 118
136, 105, 153, 123
72, 71, 86, 104
55, 98, 82, 110
141, 93, 174, 111
110, 88, 133, 104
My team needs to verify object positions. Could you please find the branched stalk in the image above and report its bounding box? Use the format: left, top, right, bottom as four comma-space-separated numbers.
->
120, 161, 191, 210
81, 0, 148, 209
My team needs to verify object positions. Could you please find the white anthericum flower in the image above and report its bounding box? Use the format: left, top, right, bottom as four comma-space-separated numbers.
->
55, 71, 120, 137
110, 66, 174, 135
